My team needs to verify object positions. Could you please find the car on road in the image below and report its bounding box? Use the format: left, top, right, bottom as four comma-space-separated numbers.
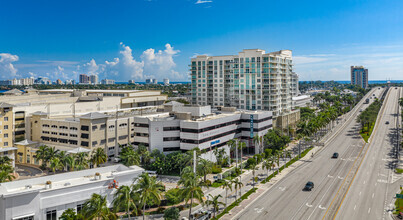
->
332, 152, 339, 158
304, 181, 314, 191
386, 121, 389, 124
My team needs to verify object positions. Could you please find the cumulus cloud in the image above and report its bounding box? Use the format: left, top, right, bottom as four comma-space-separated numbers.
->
82, 59, 103, 75
141, 43, 180, 79
77, 43, 183, 81
0, 53, 19, 79
53, 65, 69, 80
3, 43, 184, 82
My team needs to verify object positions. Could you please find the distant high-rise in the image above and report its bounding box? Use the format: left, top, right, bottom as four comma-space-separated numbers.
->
56, 79, 63, 85
89, 74, 98, 84
101, 79, 115, 85
163, 78, 170, 85
128, 80, 135, 84
351, 66, 368, 89
146, 78, 157, 84
79, 74, 90, 84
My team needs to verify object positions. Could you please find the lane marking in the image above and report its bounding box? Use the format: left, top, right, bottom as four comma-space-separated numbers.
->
319, 205, 326, 210
368, 208, 371, 214
372, 193, 375, 199
354, 205, 356, 210
306, 203, 313, 208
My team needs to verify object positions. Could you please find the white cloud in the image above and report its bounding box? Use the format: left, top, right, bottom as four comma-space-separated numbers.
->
195, 0, 212, 4
54, 65, 68, 80
0, 53, 19, 79
141, 43, 181, 80
82, 59, 102, 75
79, 43, 183, 81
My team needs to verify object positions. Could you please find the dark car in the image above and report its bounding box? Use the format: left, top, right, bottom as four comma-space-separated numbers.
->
304, 181, 314, 191
332, 152, 339, 158
386, 121, 389, 124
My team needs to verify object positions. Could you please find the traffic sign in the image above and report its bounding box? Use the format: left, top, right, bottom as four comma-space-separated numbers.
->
397, 194, 403, 199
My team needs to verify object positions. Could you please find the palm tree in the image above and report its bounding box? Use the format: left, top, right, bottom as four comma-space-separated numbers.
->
232, 178, 243, 200
178, 167, 204, 220
262, 158, 273, 176
197, 159, 212, 183
250, 162, 258, 188
49, 157, 63, 173
227, 139, 237, 165
65, 154, 76, 171
136, 172, 164, 220
221, 180, 232, 207
0, 156, 12, 166
75, 152, 89, 170
0, 165, 15, 183
112, 185, 138, 220
91, 147, 107, 167
253, 135, 263, 154
205, 194, 224, 218
57, 151, 68, 171
46, 147, 60, 163
120, 146, 141, 166
35, 145, 49, 166
81, 193, 116, 219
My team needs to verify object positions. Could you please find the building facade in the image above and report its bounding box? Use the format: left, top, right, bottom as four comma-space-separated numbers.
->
89, 75, 98, 85
351, 66, 368, 89
190, 49, 296, 117
0, 165, 144, 220
25, 104, 272, 163
79, 74, 90, 84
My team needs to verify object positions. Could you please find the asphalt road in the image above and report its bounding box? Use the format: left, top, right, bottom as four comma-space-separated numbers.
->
335, 87, 402, 220
234, 88, 385, 220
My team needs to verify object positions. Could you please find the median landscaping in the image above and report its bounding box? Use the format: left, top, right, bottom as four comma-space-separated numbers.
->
357, 99, 382, 142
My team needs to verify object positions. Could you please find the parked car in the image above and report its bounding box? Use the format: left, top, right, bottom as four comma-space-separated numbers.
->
332, 152, 339, 158
114, 157, 121, 163
304, 181, 314, 191
386, 121, 389, 124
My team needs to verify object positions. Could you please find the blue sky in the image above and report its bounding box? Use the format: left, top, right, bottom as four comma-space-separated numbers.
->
1, 0, 402, 82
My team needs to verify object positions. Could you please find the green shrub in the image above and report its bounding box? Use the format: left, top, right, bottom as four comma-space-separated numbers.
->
246, 158, 256, 168
164, 207, 180, 220
165, 188, 182, 205
212, 165, 222, 174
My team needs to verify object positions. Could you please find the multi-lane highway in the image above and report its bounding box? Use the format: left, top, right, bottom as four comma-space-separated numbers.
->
335, 87, 402, 220
234, 88, 387, 220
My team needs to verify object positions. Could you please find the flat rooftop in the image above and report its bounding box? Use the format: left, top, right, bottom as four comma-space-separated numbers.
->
0, 165, 144, 196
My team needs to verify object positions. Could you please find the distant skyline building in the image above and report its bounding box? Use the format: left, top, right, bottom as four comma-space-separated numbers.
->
55, 79, 63, 85
190, 49, 296, 116
34, 77, 51, 85
163, 78, 170, 85
145, 78, 157, 84
101, 79, 115, 85
128, 80, 135, 84
351, 66, 368, 89
89, 74, 98, 84
79, 74, 90, 84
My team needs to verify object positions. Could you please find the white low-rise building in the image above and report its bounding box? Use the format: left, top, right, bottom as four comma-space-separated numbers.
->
0, 164, 144, 220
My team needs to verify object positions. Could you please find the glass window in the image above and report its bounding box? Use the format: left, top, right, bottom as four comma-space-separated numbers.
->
46, 210, 57, 220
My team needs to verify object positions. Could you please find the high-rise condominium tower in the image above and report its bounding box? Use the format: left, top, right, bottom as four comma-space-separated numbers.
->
190, 49, 296, 116
351, 66, 368, 89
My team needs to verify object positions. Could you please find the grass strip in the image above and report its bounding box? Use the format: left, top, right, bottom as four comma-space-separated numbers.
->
212, 188, 257, 220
